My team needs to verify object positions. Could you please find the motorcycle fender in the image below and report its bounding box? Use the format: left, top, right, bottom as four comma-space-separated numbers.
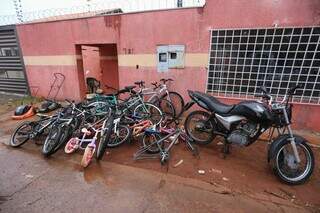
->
267, 134, 303, 162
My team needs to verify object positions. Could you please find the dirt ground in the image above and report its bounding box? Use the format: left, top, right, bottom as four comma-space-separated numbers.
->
0, 99, 319, 212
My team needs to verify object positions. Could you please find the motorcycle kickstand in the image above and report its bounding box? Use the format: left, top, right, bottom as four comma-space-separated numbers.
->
221, 140, 230, 159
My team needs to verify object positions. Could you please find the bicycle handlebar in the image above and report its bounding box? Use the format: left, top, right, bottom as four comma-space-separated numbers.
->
160, 78, 174, 84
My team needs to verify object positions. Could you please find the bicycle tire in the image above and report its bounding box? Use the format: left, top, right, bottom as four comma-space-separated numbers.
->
162, 91, 185, 118
10, 121, 33, 147
107, 125, 132, 148
42, 124, 63, 157
133, 102, 163, 126
96, 115, 114, 160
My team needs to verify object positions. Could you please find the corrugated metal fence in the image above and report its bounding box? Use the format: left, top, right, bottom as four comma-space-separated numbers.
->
0, 25, 28, 94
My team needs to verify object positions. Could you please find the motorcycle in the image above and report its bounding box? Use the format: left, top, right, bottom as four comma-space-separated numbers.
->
184, 85, 314, 185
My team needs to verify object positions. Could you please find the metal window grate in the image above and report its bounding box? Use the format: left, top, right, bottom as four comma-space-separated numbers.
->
206, 27, 320, 104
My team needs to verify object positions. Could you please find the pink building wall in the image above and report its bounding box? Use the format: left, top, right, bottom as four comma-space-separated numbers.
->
16, 0, 320, 131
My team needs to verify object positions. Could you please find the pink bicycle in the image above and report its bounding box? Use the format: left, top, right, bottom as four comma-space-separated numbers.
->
64, 116, 113, 167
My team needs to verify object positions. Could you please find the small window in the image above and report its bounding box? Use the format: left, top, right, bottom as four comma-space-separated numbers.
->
170, 52, 177, 59
159, 53, 167, 62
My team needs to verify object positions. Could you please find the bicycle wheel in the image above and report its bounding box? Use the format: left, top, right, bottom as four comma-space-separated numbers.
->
159, 99, 176, 124
142, 133, 162, 154
51, 123, 73, 154
96, 115, 114, 160
133, 102, 163, 126
10, 121, 33, 147
162, 91, 185, 118
81, 146, 95, 168
42, 124, 63, 157
64, 137, 78, 154
107, 125, 131, 148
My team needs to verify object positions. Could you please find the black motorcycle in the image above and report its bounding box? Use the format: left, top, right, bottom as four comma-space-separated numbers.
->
184, 85, 314, 185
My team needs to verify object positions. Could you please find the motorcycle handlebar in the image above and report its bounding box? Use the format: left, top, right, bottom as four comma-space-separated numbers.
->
288, 84, 303, 95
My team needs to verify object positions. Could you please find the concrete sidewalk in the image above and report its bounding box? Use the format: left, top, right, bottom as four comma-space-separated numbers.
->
0, 142, 308, 213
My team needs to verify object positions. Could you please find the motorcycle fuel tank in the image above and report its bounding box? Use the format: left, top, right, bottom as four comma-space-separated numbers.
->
230, 101, 273, 123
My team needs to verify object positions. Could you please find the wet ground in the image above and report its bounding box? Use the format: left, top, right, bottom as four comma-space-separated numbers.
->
0, 107, 319, 212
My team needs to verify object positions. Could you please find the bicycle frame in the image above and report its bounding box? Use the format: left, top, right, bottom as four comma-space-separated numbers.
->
71, 117, 108, 150
30, 116, 57, 138
131, 120, 153, 137
133, 129, 182, 160
140, 84, 172, 103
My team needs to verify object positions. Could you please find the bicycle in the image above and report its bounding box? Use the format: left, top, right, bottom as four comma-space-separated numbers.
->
133, 127, 198, 165
10, 113, 59, 147
41, 100, 97, 157
134, 78, 185, 119
64, 113, 113, 167
113, 86, 164, 126
105, 116, 132, 148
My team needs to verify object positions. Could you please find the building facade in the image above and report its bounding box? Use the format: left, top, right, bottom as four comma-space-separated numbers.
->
15, 0, 320, 131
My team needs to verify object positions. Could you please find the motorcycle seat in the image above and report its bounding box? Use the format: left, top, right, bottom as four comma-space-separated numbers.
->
192, 91, 235, 114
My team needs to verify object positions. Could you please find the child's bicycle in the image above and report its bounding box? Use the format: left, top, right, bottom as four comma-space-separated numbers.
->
64, 114, 113, 167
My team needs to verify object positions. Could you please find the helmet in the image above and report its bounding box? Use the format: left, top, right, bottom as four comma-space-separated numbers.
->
14, 105, 31, 116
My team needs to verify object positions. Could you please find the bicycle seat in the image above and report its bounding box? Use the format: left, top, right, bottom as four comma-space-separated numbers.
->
125, 85, 136, 90
144, 128, 159, 134
81, 128, 91, 135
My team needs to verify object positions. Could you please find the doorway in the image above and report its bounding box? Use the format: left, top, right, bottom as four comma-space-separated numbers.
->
76, 43, 119, 96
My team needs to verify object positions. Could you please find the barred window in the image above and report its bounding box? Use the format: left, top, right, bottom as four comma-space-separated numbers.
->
207, 27, 320, 104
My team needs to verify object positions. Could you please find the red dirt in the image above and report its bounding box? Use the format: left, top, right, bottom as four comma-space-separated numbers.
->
103, 136, 320, 209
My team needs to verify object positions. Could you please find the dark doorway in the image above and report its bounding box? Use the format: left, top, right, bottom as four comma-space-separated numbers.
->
76, 43, 119, 96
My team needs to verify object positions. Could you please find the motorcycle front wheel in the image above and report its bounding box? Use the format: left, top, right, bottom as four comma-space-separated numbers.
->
184, 110, 215, 145
270, 136, 314, 185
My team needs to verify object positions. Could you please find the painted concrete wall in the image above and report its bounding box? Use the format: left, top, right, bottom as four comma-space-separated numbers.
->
16, 0, 320, 130
82, 45, 101, 85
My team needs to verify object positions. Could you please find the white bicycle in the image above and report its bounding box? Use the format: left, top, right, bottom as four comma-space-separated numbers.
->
134, 78, 185, 119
